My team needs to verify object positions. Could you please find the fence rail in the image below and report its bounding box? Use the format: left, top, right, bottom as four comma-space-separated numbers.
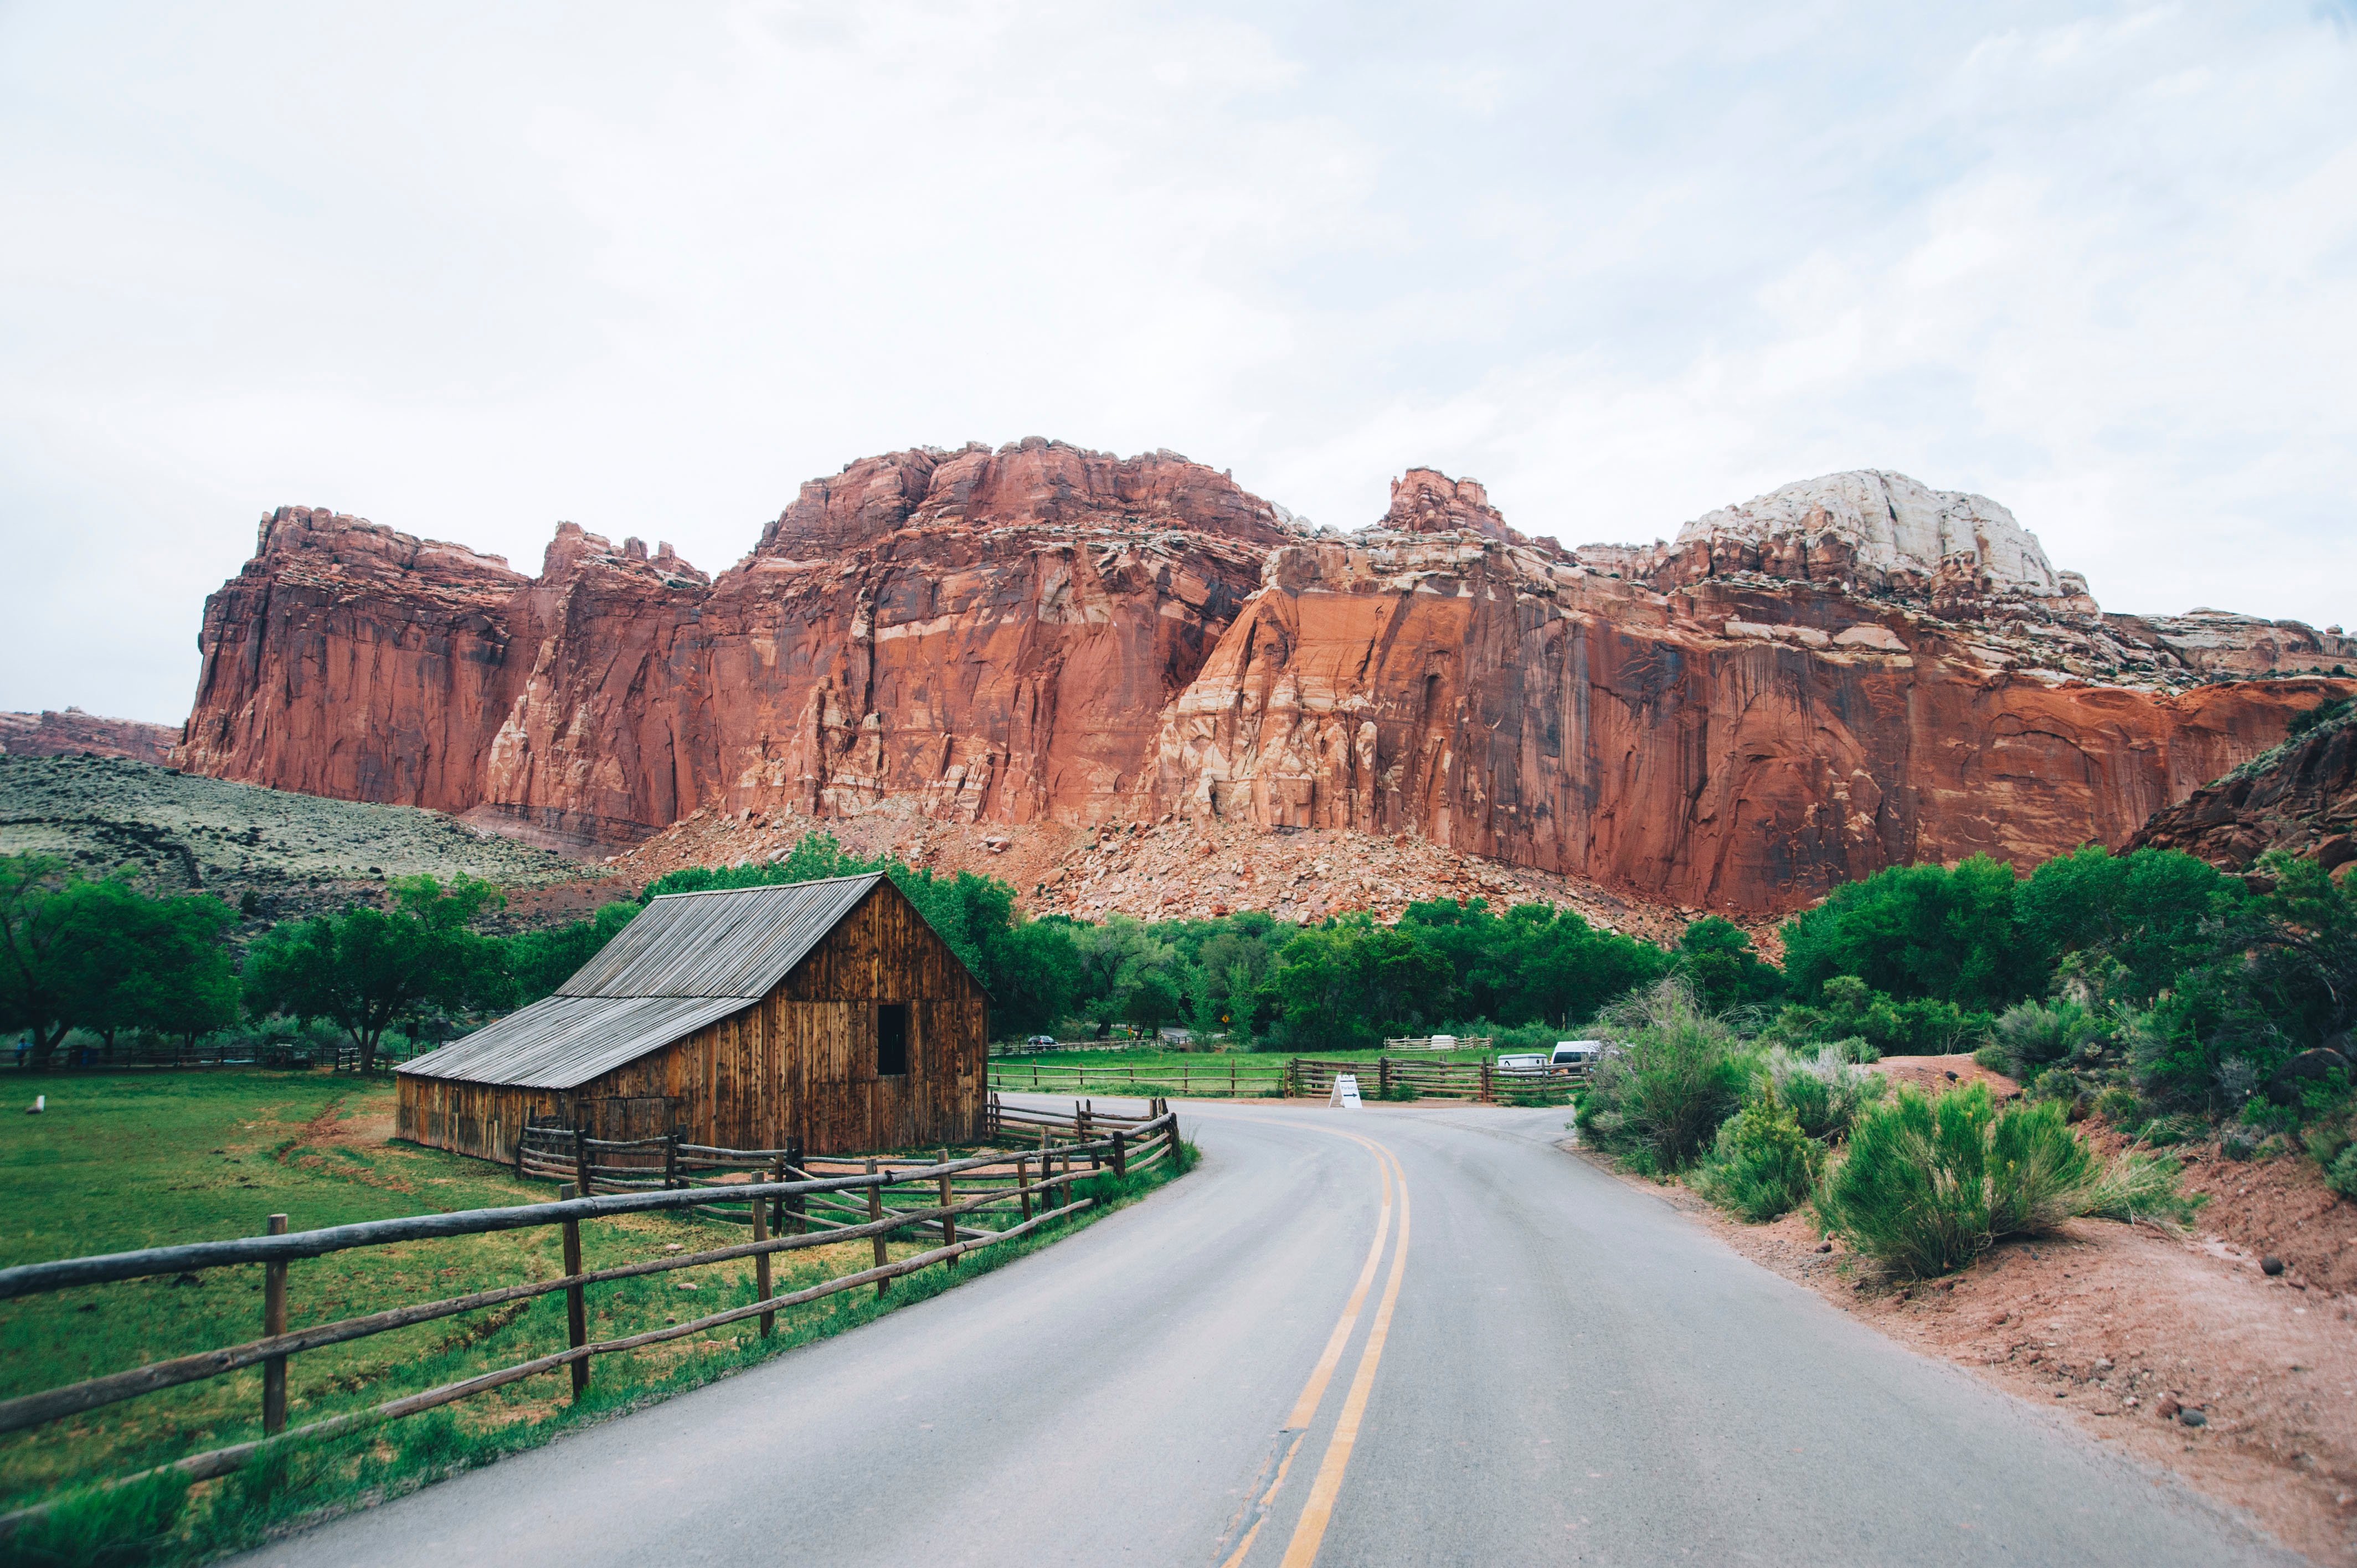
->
986, 1056, 1583, 1103
0, 1111, 1183, 1536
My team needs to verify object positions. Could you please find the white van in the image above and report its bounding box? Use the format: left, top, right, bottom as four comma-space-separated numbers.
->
1550, 1040, 1604, 1072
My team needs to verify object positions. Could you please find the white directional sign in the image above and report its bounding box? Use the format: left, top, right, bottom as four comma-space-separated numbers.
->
1330, 1074, 1363, 1109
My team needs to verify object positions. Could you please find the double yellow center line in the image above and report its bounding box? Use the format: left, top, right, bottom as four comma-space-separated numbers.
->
1211, 1121, 1411, 1568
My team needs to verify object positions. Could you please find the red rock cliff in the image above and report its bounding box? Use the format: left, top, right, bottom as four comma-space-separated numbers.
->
178, 452, 2353, 909
178, 443, 1284, 849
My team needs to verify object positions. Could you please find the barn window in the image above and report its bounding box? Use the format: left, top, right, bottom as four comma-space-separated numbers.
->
877, 1003, 909, 1076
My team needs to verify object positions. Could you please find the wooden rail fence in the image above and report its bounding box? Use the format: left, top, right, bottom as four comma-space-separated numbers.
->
0, 1111, 1183, 1536
985, 1057, 1583, 1103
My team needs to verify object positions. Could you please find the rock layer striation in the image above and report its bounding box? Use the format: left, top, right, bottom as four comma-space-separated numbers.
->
178, 450, 2356, 911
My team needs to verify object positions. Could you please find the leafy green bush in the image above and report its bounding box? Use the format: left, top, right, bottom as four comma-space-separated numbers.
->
1691, 1091, 1822, 1221
1814, 1083, 2194, 1277
1762, 1043, 1886, 1143
1576, 978, 1753, 1171
2328, 1144, 2357, 1200
1767, 975, 1993, 1057
1987, 998, 2108, 1079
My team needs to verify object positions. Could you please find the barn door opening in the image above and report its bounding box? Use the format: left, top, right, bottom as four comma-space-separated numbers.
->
877, 1003, 909, 1076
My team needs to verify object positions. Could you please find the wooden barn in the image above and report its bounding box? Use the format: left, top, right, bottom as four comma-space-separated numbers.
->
394, 874, 989, 1162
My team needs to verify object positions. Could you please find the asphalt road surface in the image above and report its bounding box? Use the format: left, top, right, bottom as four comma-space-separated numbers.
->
241, 1100, 2303, 1567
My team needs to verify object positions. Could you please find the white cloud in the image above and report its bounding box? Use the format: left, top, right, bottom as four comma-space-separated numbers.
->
2, 0, 2353, 723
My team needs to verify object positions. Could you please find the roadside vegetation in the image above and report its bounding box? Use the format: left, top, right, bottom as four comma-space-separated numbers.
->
0, 1071, 1195, 1563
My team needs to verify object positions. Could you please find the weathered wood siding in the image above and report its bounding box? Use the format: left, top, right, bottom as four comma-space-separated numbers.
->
394, 1077, 562, 1165
396, 879, 989, 1162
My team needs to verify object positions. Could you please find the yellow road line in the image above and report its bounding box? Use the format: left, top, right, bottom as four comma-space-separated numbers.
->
1284, 1149, 1393, 1430
1277, 1144, 1411, 1568
1188, 1112, 1412, 1568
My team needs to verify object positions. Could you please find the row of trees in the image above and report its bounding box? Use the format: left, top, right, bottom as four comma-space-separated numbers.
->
8, 828, 2351, 1101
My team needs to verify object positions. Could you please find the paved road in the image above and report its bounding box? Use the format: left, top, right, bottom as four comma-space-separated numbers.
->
243, 1101, 2301, 1567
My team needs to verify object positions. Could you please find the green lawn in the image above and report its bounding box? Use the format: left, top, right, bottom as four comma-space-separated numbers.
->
0, 1069, 1184, 1559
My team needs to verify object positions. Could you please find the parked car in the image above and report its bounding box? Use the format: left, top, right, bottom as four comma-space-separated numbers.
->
1025, 1035, 1057, 1049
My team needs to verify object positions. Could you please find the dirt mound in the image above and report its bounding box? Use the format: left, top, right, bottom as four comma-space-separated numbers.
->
1862, 1053, 2021, 1098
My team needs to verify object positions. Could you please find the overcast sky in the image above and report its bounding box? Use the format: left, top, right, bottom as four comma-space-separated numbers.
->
4, 1, 2354, 724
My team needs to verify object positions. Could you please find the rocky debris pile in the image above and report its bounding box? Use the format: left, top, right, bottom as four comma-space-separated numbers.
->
605, 798, 1740, 948
0, 755, 600, 928
0, 708, 181, 764
2128, 697, 2357, 874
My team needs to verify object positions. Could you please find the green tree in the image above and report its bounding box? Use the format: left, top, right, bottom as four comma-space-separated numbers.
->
1675, 917, 1783, 1012
1779, 855, 2029, 1009
501, 899, 641, 1006
245, 875, 506, 1071
0, 855, 82, 1064
2013, 845, 2241, 1004
65, 886, 239, 1051
1266, 917, 1455, 1051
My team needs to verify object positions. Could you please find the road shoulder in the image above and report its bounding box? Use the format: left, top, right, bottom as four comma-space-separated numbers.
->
1571, 1146, 2357, 1566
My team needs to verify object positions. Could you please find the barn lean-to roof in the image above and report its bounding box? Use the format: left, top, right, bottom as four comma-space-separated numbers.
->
398, 874, 898, 1090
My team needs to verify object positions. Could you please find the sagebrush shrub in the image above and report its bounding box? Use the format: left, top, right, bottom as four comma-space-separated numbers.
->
1763, 1044, 1886, 1143
1814, 1083, 2193, 1277
2329, 1144, 2357, 1201
1577, 978, 1752, 1171
1691, 1091, 1822, 1222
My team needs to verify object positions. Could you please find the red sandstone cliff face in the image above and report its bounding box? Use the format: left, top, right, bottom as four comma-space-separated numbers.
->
178, 450, 2352, 911
178, 444, 1284, 850
1145, 529, 2351, 909
2127, 704, 2357, 874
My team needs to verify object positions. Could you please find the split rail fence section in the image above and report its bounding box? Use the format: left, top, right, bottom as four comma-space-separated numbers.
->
0, 1109, 1181, 1534
985, 1056, 1583, 1104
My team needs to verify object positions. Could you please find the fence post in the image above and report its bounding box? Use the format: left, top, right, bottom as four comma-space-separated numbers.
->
786, 1143, 807, 1236
1166, 1110, 1183, 1168
558, 1183, 589, 1399
1111, 1129, 1127, 1179
1017, 1153, 1033, 1222
262, 1214, 289, 1435
1379, 1057, 1392, 1101
867, 1159, 888, 1299
665, 1133, 680, 1190
750, 1182, 774, 1338
573, 1128, 591, 1199
1479, 1062, 1494, 1105
939, 1158, 956, 1263
513, 1120, 526, 1178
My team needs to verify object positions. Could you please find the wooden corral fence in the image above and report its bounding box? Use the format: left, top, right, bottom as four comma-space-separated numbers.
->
986, 1058, 1289, 1098
1378, 1035, 1495, 1051
0, 1110, 1182, 1537
1288, 1057, 1584, 1105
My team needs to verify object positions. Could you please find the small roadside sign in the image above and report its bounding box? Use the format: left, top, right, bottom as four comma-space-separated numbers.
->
1330, 1074, 1362, 1109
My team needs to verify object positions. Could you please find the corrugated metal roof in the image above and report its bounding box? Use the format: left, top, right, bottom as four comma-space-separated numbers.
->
397, 994, 751, 1088
398, 874, 892, 1090
557, 875, 886, 999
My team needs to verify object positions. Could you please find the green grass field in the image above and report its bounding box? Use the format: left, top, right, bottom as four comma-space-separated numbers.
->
0, 1069, 1186, 1561
986, 1044, 1507, 1098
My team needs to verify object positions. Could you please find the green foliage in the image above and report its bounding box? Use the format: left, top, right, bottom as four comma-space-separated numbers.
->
2327, 1144, 2357, 1200
2013, 846, 2241, 1004
1815, 1083, 2196, 1277
1576, 978, 1753, 1171
500, 900, 640, 1006
1779, 854, 2029, 1010
0, 856, 239, 1066
2287, 696, 2351, 738
1690, 1090, 1821, 1221
1761, 1043, 1886, 1143
1264, 917, 1455, 1051
243, 875, 507, 1071
1767, 974, 1991, 1057
1986, 997, 2109, 1080
6, 1468, 192, 1568
1674, 917, 1784, 1012
1397, 898, 1671, 1028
